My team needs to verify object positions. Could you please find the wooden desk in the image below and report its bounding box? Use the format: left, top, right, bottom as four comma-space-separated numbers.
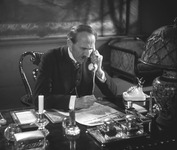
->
0, 100, 176, 150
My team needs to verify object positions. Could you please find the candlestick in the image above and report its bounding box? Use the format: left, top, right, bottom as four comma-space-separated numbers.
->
38, 95, 44, 114
36, 95, 49, 136
149, 92, 153, 113
69, 109, 76, 126
63, 109, 80, 139
146, 91, 156, 118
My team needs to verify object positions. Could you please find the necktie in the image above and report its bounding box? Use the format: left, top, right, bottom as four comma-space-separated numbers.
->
72, 60, 80, 70
70, 61, 81, 96
75, 62, 80, 70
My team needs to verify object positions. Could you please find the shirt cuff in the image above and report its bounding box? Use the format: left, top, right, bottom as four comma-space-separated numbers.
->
69, 95, 76, 110
96, 70, 106, 82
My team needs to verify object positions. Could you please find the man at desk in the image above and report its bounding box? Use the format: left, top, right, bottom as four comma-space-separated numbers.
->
33, 24, 121, 111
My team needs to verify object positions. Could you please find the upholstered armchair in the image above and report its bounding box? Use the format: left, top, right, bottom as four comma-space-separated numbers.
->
99, 36, 163, 90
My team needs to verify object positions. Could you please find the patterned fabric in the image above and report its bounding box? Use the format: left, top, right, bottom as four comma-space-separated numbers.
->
110, 49, 135, 75
110, 39, 145, 76
108, 37, 163, 86
112, 40, 145, 57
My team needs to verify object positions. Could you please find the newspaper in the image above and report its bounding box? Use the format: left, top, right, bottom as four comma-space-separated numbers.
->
75, 102, 125, 126
49, 102, 125, 126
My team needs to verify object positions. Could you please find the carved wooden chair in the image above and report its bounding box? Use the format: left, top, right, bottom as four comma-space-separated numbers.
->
19, 51, 44, 106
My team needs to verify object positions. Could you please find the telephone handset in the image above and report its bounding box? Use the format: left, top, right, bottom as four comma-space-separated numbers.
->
88, 50, 98, 71
88, 50, 98, 94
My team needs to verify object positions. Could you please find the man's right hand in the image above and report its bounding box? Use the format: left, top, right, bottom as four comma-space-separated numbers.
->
75, 95, 96, 109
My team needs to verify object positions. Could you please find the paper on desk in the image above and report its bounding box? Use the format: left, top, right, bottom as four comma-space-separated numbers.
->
53, 102, 125, 126
75, 102, 126, 126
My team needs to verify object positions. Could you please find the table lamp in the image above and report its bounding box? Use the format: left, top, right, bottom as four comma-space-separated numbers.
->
139, 18, 177, 129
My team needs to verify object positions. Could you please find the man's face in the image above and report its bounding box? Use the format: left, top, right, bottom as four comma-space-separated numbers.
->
69, 32, 96, 63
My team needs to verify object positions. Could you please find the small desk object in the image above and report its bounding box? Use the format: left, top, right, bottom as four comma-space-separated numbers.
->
10, 109, 38, 131
0, 99, 176, 150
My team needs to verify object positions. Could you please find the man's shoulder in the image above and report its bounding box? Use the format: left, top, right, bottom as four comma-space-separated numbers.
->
46, 46, 67, 55
43, 46, 68, 60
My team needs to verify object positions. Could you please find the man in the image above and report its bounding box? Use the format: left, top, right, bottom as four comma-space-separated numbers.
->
33, 24, 119, 111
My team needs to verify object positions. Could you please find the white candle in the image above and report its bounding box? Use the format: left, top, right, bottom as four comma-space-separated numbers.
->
38, 95, 44, 114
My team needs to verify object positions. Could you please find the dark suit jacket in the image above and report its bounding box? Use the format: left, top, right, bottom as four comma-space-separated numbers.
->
33, 46, 119, 111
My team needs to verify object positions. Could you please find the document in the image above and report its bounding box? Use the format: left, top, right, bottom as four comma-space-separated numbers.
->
50, 102, 125, 126
75, 102, 125, 126
11, 109, 37, 125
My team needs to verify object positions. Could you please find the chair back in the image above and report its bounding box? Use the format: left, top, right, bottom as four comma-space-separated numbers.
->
19, 51, 44, 106
108, 37, 145, 83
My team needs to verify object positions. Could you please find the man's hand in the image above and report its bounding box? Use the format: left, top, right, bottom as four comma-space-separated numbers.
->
90, 50, 103, 71
90, 50, 106, 82
75, 95, 96, 109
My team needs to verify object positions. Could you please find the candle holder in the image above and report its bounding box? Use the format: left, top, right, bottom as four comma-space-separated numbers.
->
36, 95, 49, 136
62, 110, 80, 140
35, 112, 49, 136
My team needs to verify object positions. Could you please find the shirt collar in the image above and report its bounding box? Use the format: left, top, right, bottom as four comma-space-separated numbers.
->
68, 47, 77, 63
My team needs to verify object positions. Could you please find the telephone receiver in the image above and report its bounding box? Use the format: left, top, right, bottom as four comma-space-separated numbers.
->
88, 63, 98, 71
88, 50, 98, 71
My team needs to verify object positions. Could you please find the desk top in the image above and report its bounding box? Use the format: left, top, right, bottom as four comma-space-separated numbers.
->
0, 100, 176, 150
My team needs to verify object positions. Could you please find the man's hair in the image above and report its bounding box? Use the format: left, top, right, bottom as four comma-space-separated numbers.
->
67, 24, 97, 43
